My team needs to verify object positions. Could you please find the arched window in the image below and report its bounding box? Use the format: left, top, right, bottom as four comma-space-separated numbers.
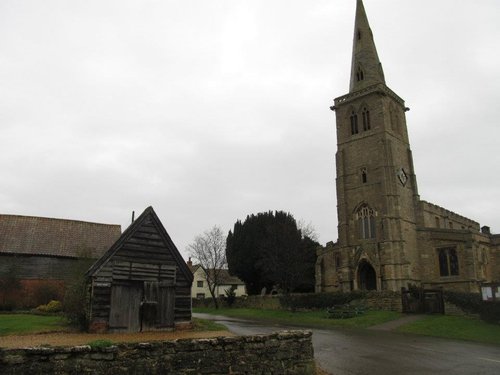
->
362, 107, 371, 131
356, 66, 364, 82
438, 248, 459, 276
350, 111, 359, 135
361, 167, 367, 183
356, 205, 376, 239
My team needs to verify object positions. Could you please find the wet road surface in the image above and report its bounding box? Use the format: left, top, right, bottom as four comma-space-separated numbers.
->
194, 313, 500, 375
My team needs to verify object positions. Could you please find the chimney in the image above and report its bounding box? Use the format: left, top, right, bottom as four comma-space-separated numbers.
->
481, 226, 491, 235
187, 257, 193, 268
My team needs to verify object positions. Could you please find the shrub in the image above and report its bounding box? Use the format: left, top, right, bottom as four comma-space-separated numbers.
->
223, 288, 237, 307
444, 291, 500, 324
87, 339, 114, 349
479, 302, 500, 324
63, 279, 89, 330
62, 249, 95, 330
35, 300, 62, 314
31, 283, 63, 307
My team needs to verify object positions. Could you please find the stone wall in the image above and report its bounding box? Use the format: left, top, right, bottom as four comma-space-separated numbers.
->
0, 331, 315, 375
361, 291, 402, 311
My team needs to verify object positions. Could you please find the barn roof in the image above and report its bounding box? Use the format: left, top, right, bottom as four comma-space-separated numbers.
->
85, 206, 193, 283
0, 214, 121, 258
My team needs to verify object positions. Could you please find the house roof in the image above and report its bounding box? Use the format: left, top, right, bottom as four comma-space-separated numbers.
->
191, 265, 245, 285
85, 206, 193, 283
0, 214, 121, 258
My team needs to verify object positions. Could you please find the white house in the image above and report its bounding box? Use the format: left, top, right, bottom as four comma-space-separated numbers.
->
187, 259, 246, 299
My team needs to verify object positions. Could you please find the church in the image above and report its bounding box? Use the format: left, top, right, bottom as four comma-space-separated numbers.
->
316, 0, 500, 293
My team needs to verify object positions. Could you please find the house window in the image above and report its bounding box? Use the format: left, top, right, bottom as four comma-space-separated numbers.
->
362, 108, 371, 131
196, 293, 205, 299
197, 281, 203, 288
361, 168, 367, 183
350, 111, 359, 135
438, 247, 459, 276
356, 205, 376, 239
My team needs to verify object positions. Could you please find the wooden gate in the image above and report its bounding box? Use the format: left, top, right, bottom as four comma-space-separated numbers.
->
401, 287, 444, 314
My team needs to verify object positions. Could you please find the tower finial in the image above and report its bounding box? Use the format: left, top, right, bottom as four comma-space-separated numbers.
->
349, 0, 385, 93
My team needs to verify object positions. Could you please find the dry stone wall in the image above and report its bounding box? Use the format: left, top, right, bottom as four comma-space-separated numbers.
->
0, 330, 314, 375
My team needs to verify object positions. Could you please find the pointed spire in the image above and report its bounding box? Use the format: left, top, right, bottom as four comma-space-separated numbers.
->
349, 0, 385, 93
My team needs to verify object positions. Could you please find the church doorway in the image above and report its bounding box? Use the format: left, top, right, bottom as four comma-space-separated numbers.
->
358, 261, 377, 290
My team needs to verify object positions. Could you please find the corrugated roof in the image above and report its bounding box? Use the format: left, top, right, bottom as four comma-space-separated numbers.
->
0, 214, 121, 258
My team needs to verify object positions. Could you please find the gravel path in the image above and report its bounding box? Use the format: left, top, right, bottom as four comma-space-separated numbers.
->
0, 330, 233, 349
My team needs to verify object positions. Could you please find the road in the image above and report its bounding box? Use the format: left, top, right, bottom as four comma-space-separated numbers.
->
194, 313, 500, 375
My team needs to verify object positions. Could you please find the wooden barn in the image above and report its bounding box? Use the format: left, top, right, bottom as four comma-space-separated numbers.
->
0, 214, 120, 308
85, 206, 193, 333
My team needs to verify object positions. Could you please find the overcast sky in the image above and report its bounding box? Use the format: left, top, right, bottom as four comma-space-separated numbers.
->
1, 0, 499, 259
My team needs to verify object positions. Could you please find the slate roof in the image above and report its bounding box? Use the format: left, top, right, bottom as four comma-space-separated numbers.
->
0, 214, 121, 258
191, 265, 245, 285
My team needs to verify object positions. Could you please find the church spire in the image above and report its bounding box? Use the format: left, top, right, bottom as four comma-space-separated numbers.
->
349, 0, 385, 93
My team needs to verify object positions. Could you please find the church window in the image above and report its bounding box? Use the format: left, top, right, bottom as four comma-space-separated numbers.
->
356, 66, 364, 82
438, 247, 459, 276
449, 222, 453, 229
356, 205, 376, 239
357, 29, 362, 40
350, 111, 359, 134
362, 107, 371, 130
361, 168, 367, 183
335, 254, 341, 268
435, 217, 440, 228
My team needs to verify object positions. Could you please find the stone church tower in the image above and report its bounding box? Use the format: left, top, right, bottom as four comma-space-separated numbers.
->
316, 0, 500, 293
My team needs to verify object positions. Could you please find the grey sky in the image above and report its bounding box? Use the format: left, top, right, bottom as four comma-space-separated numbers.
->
1, 0, 499, 259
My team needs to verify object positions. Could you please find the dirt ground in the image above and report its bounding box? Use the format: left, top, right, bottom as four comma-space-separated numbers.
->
0, 330, 233, 349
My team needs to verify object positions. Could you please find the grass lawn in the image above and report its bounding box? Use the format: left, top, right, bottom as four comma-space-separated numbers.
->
192, 317, 227, 331
0, 314, 68, 336
397, 315, 500, 346
194, 307, 402, 329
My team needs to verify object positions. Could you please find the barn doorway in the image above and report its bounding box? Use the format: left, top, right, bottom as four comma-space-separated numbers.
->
109, 280, 175, 332
358, 261, 377, 290
109, 282, 143, 332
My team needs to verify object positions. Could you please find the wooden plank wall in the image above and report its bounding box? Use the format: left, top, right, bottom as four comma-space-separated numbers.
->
0, 254, 78, 280
90, 217, 192, 325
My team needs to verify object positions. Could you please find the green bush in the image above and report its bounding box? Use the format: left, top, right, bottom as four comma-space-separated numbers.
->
31, 283, 63, 307
63, 279, 89, 330
444, 291, 500, 324
224, 288, 237, 307
279, 291, 367, 310
87, 339, 114, 349
479, 302, 500, 324
35, 300, 62, 314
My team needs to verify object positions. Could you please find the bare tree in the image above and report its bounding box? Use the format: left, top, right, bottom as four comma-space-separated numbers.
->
188, 225, 227, 309
297, 219, 318, 242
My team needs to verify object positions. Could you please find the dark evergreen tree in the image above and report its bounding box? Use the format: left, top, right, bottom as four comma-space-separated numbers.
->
226, 211, 319, 295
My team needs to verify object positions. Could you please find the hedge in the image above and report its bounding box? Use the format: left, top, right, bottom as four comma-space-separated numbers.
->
279, 291, 367, 310
444, 291, 500, 324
